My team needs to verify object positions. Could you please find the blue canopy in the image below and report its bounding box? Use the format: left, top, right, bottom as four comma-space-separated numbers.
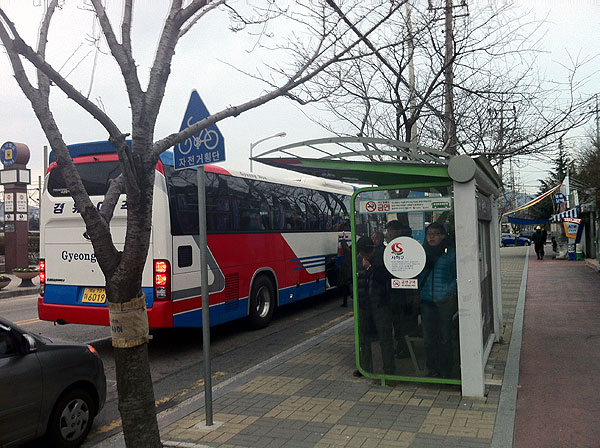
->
507, 217, 551, 225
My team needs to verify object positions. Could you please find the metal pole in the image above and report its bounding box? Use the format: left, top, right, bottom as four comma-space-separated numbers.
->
196, 166, 213, 425
43, 145, 48, 174
38, 175, 42, 229
249, 132, 286, 173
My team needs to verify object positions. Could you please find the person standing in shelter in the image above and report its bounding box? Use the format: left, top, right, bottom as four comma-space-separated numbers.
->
532, 225, 548, 260
385, 220, 420, 359
371, 231, 385, 259
338, 235, 352, 307
418, 222, 457, 378
355, 236, 395, 375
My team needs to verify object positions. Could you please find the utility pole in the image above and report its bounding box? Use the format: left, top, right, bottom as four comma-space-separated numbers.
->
407, 3, 418, 144
498, 106, 504, 181
595, 94, 599, 147
490, 99, 516, 187
443, 0, 457, 154
428, 0, 468, 154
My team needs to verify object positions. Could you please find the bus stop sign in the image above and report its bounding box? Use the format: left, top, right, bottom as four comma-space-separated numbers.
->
174, 90, 225, 169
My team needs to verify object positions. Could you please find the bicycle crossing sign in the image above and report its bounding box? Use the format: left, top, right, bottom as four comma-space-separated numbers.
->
174, 90, 225, 170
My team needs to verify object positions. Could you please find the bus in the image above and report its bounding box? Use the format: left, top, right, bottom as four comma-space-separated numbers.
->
38, 141, 352, 329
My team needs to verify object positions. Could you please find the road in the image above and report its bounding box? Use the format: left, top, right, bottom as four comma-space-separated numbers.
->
0, 290, 352, 446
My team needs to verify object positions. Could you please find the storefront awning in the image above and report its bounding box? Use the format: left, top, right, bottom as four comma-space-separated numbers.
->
551, 206, 580, 222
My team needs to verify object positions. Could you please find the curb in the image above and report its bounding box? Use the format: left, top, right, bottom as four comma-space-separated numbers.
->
0, 285, 39, 300
491, 247, 529, 448
584, 258, 599, 272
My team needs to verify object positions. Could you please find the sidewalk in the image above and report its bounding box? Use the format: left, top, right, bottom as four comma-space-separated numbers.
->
93, 246, 533, 448
513, 251, 600, 448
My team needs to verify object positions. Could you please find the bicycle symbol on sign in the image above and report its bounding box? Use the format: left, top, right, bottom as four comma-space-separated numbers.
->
177, 116, 220, 155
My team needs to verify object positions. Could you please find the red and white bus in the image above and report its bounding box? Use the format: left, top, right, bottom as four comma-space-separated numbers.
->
38, 141, 352, 329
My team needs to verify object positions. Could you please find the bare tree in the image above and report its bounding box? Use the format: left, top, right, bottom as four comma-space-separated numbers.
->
297, 0, 593, 171
0, 1, 402, 445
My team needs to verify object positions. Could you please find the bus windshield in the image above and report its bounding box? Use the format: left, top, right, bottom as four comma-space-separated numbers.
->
47, 161, 122, 197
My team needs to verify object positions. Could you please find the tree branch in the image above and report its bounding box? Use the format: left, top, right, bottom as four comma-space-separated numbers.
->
100, 175, 126, 224
179, 0, 224, 38
90, 0, 142, 100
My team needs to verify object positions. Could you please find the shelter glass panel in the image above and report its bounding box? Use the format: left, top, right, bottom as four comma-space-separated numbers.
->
353, 186, 460, 380
478, 220, 494, 345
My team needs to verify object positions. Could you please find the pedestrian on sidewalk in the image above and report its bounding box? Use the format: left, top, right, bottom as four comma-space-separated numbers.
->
532, 226, 547, 260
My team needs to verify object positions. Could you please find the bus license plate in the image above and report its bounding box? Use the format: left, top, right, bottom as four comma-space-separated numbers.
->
82, 288, 106, 304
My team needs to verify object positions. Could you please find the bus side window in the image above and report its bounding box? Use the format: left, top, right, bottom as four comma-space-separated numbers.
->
178, 246, 193, 268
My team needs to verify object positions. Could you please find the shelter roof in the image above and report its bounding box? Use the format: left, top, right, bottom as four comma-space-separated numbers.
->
253, 136, 500, 191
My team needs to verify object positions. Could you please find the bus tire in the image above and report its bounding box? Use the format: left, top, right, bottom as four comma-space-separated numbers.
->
248, 275, 275, 329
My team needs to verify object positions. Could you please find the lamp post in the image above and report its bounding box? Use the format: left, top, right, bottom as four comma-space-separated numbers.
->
249, 131, 286, 172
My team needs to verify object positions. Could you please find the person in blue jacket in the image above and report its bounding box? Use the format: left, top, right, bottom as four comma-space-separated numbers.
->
419, 222, 457, 378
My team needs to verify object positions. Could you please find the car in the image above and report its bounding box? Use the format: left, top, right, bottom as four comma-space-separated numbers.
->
501, 232, 531, 247
0, 316, 106, 447
519, 230, 535, 240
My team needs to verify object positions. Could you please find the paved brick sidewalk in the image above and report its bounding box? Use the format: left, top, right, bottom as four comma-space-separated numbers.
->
513, 253, 600, 448
92, 247, 528, 448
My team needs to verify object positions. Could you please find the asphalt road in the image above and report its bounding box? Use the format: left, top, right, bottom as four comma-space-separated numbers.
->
1, 290, 352, 446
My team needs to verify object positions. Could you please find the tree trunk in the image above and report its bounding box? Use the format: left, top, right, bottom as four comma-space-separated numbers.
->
115, 344, 161, 447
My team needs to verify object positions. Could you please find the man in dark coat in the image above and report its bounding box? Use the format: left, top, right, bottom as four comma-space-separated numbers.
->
355, 236, 395, 375
532, 226, 548, 260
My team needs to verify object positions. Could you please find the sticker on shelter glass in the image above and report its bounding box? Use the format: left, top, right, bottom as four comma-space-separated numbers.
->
383, 237, 426, 279
391, 278, 418, 289
359, 197, 452, 214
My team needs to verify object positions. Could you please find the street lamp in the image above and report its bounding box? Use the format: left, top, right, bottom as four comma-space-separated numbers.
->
249, 131, 286, 172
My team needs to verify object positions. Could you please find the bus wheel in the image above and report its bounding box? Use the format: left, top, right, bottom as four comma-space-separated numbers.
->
248, 275, 275, 329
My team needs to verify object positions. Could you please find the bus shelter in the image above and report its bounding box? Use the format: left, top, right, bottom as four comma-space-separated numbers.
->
254, 137, 502, 397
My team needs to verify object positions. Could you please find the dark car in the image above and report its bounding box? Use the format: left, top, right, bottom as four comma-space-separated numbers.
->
501, 232, 531, 247
0, 317, 106, 447
519, 230, 535, 240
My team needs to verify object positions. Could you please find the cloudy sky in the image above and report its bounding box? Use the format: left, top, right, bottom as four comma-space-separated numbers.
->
0, 0, 598, 198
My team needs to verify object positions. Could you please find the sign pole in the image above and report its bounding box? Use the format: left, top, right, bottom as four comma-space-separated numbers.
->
197, 166, 213, 425
174, 90, 226, 427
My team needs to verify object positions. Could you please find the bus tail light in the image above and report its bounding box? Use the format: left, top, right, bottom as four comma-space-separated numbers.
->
154, 260, 171, 301
39, 259, 46, 296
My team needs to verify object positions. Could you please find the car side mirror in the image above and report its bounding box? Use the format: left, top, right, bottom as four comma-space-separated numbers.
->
22, 334, 38, 353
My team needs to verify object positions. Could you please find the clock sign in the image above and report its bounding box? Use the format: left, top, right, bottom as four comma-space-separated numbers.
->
1, 141, 18, 167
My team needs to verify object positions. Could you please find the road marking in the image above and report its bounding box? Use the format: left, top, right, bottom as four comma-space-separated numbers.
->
89, 418, 122, 436
15, 317, 40, 326
90, 371, 227, 436
305, 312, 353, 334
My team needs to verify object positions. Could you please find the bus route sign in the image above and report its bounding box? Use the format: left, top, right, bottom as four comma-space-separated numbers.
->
174, 90, 225, 170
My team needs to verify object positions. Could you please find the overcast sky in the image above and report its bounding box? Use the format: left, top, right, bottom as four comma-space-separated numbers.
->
0, 0, 598, 199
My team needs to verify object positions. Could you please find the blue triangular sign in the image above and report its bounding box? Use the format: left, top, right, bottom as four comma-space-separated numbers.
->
174, 90, 225, 170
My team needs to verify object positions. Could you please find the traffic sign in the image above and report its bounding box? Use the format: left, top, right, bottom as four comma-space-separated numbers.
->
174, 90, 225, 170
